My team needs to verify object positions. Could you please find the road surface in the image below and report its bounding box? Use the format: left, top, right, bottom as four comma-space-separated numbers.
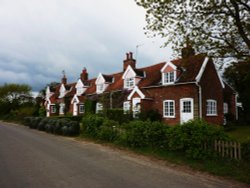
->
0, 122, 247, 188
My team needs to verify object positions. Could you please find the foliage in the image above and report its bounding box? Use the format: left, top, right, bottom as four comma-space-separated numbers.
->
118, 120, 168, 149
135, 0, 250, 59
24, 117, 80, 136
0, 83, 34, 117
167, 119, 229, 159
138, 109, 162, 122
242, 140, 250, 162
105, 109, 132, 124
81, 114, 105, 137
98, 119, 119, 142
38, 106, 46, 117
84, 99, 96, 114
224, 59, 250, 123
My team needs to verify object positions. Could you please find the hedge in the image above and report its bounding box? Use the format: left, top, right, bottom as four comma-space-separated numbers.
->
24, 117, 79, 136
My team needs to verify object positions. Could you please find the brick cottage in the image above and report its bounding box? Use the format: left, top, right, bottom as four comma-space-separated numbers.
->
45, 47, 237, 125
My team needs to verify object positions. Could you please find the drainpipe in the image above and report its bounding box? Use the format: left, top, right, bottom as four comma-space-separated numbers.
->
196, 82, 202, 119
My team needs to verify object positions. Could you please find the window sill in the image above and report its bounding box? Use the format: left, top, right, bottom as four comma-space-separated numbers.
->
163, 116, 176, 119
206, 114, 218, 116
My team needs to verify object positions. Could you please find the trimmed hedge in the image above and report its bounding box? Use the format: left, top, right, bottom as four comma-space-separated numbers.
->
81, 116, 232, 160
24, 117, 79, 136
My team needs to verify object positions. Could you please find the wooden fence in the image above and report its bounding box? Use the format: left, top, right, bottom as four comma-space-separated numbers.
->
213, 140, 241, 160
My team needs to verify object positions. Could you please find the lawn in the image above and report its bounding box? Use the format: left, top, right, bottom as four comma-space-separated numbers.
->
226, 126, 250, 143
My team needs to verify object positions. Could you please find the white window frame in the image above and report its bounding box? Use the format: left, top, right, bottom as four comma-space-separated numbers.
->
96, 102, 103, 113
206, 99, 217, 116
124, 77, 135, 89
223, 103, 228, 114
51, 105, 56, 113
163, 71, 176, 85
59, 103, 65, 115
97, 84, 104, 93
79, 104, 85, 114
163, 100, 175, 118
123, 101, 130, 114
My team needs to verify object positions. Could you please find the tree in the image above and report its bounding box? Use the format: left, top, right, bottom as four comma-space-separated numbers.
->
0, 83, 33, 116
135, 0, 250, 59
224, 59, 250, 123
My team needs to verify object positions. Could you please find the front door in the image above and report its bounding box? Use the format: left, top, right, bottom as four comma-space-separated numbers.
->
180, 98, 194, 124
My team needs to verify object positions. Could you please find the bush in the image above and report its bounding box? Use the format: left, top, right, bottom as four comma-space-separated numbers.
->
119, 120, 168, 149
105, 109, 132, 124
139, 109, 162, 122
167, 119, 229, 159
29, 117, 43, 129
81, 114, 105, 137
98, 119, 119, 142
242, 139, 250, 162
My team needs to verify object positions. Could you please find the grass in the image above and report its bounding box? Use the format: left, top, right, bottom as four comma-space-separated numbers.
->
78, 134, 250, 184
226, 126, 250, 142
129, 147, 250, 184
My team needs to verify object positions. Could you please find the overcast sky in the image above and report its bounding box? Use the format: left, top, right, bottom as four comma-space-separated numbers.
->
0, 0, 172, 91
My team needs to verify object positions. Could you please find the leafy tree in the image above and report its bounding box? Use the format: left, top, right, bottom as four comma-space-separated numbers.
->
135, 0, 250, 59
224, 59, 250, 123
0, 83, 33, 116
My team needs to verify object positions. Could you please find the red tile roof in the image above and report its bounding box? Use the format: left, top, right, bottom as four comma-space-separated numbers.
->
172, 53, 206, 83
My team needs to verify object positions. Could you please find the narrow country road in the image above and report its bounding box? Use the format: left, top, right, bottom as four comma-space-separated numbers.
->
0, 122, 247, 188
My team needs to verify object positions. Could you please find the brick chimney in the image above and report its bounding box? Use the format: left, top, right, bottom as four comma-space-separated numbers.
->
80, 67, 88, 81
61, 70, 67, 85
123, 52, 136, 71
181, 38, 195, 59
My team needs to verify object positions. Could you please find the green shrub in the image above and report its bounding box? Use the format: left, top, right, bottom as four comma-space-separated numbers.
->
242, 139, 250, 162
105, 109, 132, 124
167, 119, 229, 159
145, 121, 168, 148
139, 109, 162, 122
81, 114, 105, 137
122, 120, 149, 148
98, 119, 119, 142
29, 117, 42, 129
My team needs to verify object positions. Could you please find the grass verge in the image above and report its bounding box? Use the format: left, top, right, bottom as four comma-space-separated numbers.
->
79, 134, 250, 184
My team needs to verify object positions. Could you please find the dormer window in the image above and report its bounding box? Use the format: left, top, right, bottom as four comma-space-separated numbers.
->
161, 62, 177, 85
97, 84, 104, 94
125, 77, 135, 89
163, 71, 175, 84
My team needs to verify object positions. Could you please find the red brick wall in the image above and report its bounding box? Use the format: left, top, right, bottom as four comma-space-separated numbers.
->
199, 59, 224, 125
143, 84, 199, 125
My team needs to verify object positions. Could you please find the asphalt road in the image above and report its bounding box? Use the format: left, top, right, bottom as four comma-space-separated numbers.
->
0, 122, 247, 188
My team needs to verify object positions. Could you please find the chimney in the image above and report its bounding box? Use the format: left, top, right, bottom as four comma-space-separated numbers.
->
123, 52, 136, 71
61, 70, 67, 85
181, 37, 195, 59
80, 67, 88, 81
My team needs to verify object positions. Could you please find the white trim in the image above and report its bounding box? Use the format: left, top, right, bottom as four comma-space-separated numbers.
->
95, 73, 105, 84
195, 57, 225, 88
160, 61, 177, 72
180, 98, 194, 124
127, 86, 145, 100
195, 57, 209, 82
71, 94, 80, 104
122, 65, 136, 79
162, 71, 176, 85
213, 61, 225, 88
163, 100, 175, 118
59, 84, 66, 98
79, 104, 85, 114
206, 99, 217, 116
123, 101, 131, 114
